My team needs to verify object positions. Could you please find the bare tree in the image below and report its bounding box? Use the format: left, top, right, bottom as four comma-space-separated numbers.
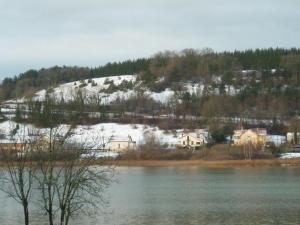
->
34, 126, 72, 225
140, 131, 161, 151
55, 158, 112, 225
34, 125, 113, 225
0, 124, 36, 225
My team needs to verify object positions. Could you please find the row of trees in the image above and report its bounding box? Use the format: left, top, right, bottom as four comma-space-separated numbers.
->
140, 48, 300, 85
1, 48, 300, 100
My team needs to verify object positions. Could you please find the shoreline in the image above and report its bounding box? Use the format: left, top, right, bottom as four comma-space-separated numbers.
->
1, 158, 300, 168
105, 159, 300, 168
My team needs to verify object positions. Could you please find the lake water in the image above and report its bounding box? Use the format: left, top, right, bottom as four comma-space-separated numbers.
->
1, 166, 300, 225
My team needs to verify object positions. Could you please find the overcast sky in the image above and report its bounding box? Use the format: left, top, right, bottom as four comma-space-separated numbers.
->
0, 0, 299, 78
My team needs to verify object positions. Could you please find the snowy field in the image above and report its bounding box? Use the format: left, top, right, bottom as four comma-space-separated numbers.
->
0, 121, 180, 150
0, 120, 295, 159
280, 153, 300, 159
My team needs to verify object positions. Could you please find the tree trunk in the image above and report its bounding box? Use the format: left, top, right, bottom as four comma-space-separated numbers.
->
48, 209, 53, 225
60, 207, 66, 225
65, 208, 71, 225
48, 184, 54, 225
23, 200, 29, 225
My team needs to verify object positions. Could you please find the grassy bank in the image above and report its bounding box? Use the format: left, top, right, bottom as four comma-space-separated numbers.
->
104, 158, 300, 168
1, 158, 300, 168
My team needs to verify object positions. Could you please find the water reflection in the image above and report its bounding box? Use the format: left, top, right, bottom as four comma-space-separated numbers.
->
1, 167, 300, 225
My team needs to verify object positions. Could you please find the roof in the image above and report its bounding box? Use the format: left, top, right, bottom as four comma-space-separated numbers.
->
110, 135, 135, 143
250, 128, 267, 136
287, 132, 300, 136
234, 128, 267, 137
0, 139, 26, 144
180, 129, 210, 143
292, 144, 300, 148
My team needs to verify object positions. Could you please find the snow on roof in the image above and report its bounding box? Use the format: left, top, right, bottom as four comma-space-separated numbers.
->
234, 128, 267, 136
110, 135, 135, 142
287, 132, 300, 136
0, 139, 25, 144
180, 129, 210, 143
250, 128, 267, 135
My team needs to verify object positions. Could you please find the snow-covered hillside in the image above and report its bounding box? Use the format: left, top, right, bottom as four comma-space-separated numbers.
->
5, 74, 239, 106
32, 75, 138, 104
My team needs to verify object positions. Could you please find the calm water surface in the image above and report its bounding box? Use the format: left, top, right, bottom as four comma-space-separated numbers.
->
0, 166, 300, 225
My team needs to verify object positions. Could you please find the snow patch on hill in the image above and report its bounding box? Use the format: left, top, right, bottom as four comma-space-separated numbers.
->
5, 74, 240, 106
33, 75, 138, 103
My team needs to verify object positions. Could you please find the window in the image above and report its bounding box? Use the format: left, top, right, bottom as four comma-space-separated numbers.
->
196, 142, 200, 145
118, 144, 120, 149
183, 141, 185, 145
191, 141, 194, 145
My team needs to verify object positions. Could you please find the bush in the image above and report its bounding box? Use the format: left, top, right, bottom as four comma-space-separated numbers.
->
103, 82, 118, 94
79, 80, 87, 88
118, 80, 134, 91
104, 78, 112, 85
267, 143, 287, 157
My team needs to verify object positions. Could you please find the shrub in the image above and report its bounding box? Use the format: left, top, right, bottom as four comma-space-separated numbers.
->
103, 82, 118, 94
79, 80, 87, 88
104, 78, 112, 85
91, 80, 97, 86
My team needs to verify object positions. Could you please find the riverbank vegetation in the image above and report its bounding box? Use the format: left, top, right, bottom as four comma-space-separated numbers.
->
109, 158, 300, 168
117, 144, 274, 161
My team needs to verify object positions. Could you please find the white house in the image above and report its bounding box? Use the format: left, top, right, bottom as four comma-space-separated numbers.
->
109, 135, 136, 152
287, 132, 300, 144
178, 129, 210, 149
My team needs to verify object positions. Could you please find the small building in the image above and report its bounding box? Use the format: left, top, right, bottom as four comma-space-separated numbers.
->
266, 135, 286, 147
179, 129, 210, 149
26, 134, 52, 151
109, 135, 136, 152
232, 128, 267, 146
287, 132, 300, 144
0, 140, 26, 151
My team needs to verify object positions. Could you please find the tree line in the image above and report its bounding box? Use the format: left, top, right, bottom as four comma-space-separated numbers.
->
1, 48, 300, 101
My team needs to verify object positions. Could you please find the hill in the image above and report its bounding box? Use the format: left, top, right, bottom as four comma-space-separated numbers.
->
0, 58, 150, 101
0, 48, 300, 138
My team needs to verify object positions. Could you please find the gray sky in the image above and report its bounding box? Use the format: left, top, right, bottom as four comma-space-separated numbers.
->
0, 0, 299, 78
